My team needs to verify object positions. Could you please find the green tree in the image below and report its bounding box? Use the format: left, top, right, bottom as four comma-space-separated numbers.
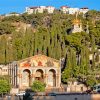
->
78, 46, 89, 82
86, 76, 97, 87
0, 21, 15, 35
0, 79, 11, 95
62, 47, 77, 83
31, 80, 46, 92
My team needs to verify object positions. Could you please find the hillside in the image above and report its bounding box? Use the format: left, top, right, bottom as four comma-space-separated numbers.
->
0, 10, 100, 85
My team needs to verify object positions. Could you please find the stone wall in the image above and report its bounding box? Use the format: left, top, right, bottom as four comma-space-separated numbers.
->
32, 94, 100, 100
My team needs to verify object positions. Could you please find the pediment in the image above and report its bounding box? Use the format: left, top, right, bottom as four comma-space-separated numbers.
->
18, 54, 60, 68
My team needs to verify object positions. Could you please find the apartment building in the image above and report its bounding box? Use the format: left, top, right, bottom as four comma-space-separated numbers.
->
26, 7, 38, 14
61, 6, 89, 14
68, 8, 80, 14
26, 6, 55, 14
79, 7, 89, 14
46, 6, 55, 13
60, 6, 69, 14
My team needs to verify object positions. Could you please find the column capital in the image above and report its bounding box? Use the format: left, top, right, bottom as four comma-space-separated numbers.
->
31, 74, 35, 78
18, 74, 22, 78
56, 74, 60, 76
44, 74, 48, 78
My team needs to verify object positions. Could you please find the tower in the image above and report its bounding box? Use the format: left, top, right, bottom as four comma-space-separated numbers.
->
86, 21, 89, 34
71, 13, 83, 33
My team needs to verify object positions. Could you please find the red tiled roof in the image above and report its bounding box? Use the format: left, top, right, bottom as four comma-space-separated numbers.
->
29, 7, 38, 9
61, 6, 70, 8
80, 7, 88, 9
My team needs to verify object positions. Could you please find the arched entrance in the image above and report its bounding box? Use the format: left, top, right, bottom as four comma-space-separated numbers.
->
0, 68, 2, 75
48, 69, 56, 87
35, 69, 44, 82
22, 69, 31, 87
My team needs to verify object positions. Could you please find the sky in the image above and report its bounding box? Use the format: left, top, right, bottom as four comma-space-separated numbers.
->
0, 0, 100, 14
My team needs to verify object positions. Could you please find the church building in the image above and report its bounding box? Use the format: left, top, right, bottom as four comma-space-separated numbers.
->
0, 54, 61, 90
71, 13, 83, 33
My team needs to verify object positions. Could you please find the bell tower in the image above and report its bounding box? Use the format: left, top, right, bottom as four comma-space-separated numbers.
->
86, 21, 89, 34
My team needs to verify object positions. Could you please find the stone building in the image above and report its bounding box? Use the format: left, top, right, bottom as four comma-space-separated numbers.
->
67, 81, 87, 92
0, 54, 61, 90
0, 65, 8, 75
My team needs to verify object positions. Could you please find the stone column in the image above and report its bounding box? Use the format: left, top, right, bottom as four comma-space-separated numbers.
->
57, 68, 61, 88
31, 74, 35, 84
44, 74, 48, 87
56, 74, 58, 88
56, 74, 60, 88
18, 74, 22, 89
44, 69, 48, 87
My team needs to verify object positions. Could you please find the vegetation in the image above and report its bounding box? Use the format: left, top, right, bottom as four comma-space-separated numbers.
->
0, 10, 100, 87
86, 76, 97, 87
31, 80, 46, 92
0, 76, 11, 96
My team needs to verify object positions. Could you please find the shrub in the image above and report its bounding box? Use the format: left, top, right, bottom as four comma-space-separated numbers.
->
31, 80, 46, 92
0, 79, 11, 94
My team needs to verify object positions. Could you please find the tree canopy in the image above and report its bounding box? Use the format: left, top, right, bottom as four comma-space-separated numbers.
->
0, 78, 11, 94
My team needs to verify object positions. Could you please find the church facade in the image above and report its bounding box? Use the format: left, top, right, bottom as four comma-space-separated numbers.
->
0, 54, 61, 90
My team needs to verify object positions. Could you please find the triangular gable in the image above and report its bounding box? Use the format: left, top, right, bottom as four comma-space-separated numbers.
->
18, 54, 60, 68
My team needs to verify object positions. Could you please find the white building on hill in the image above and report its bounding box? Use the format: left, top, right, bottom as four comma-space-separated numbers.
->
26, 6, 55, 14
46, 6, 55, 14
5, 13, 20, 17
37, 6, 46, 13
60, 6, 89, 14
60, 6, 70, 14
68, 8, 79, 14
26, 7, 38, 14
79, 7, 89, 14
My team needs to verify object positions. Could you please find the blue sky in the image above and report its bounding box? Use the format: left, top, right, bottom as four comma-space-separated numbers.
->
0, 0, 100, 14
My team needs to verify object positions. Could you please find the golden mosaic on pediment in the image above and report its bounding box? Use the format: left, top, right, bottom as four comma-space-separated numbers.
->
32, 55, 48, 62
46, 60, 54, 67
19, 60, 31, 67
18, 54, 60, 68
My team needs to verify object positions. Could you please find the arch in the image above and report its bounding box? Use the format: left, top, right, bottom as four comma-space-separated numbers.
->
48, 69, 56, 87
35, 69, 44, 82
0, 67, 2, 75
22, 69, 31, 87
48, 68, 57, 73
23, 69, 31, 73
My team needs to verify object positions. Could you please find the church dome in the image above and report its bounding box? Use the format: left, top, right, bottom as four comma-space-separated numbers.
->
72, 19, 81, 25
